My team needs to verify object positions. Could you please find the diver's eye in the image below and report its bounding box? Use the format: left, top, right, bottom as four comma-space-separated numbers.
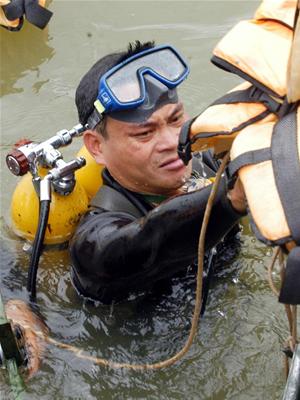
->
170, 113, 184, 125
132, 130, 154, 139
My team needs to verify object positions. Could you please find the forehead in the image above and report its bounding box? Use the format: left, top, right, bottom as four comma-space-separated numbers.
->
107, 102, 184, 133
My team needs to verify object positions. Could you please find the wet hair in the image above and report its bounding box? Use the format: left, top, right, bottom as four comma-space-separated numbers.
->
75, 40, 155, 137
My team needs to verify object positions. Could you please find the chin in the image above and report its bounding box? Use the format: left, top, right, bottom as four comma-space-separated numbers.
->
156, 177, 187, 195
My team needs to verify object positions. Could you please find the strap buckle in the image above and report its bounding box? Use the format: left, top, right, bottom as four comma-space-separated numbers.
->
178, 141, 191, 166
178, 119, 195, 165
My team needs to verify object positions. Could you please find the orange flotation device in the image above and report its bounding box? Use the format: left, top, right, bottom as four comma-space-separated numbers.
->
228, 1, 300, 305
230, 105, 300, 304
178, 0, 300, 304
0, 0, 52, 31
178, 0, 297, 159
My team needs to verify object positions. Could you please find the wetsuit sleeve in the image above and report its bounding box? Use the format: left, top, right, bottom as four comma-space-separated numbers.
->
69, 178, 242, 302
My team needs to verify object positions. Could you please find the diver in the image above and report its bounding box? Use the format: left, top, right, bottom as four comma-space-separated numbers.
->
69, 41, 247, 304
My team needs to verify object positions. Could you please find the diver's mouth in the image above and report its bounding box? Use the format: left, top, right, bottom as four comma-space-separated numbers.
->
159, 157, 185, 171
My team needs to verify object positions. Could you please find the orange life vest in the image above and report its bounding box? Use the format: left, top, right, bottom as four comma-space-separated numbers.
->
178, 0, 298, 159
178, 0, 300, 304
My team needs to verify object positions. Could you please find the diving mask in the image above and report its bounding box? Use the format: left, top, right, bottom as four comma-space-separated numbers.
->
87, 44, 190, 127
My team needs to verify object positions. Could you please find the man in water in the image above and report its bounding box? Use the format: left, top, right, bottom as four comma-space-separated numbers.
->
70, 41, 246, 303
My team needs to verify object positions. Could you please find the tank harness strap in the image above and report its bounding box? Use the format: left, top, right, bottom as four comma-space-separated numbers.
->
227, 148, 271, 178
90, 185, 145, 219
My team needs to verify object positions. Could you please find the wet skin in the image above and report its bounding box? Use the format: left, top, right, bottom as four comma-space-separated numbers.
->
84, 102, 193, 197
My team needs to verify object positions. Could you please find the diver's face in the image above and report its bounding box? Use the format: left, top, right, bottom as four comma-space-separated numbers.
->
98, 102, 192, 196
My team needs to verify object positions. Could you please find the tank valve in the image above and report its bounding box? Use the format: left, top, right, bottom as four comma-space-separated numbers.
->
6, 124, 87, 177
6, 148, 31, 176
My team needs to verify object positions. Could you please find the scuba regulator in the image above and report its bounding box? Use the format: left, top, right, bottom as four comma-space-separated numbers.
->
6, 123, 86, 188
6, 123, 88, 300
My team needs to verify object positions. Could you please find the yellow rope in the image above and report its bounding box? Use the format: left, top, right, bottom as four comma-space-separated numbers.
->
26, 153, 230, 370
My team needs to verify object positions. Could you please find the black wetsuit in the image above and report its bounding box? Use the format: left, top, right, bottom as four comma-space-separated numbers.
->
69, 152, 242, 303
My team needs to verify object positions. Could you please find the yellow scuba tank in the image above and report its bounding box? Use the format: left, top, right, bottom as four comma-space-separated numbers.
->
75, 145, 104, 200
10, 144, 103, 245
11, 168, 89, 245
0, 0, 52, 31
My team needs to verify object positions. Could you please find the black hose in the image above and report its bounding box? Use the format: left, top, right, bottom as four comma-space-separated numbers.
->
27, 199, 50, 300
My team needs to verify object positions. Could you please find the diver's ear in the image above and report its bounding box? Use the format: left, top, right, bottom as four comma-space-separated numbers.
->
83, 130, 106, 165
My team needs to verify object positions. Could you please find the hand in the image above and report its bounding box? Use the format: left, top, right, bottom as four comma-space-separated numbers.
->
227, 177, 247, 214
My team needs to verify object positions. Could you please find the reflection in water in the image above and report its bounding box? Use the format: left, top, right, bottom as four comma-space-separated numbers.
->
0, 22, 54, 96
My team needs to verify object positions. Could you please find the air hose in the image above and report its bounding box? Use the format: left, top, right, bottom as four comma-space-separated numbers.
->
27, 177, 51, 300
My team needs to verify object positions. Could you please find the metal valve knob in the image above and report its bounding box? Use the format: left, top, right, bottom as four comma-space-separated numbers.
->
6, 149, 30, 176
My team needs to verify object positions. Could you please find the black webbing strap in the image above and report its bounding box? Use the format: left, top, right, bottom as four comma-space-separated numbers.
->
279, 246, 300, 304
272, 111, 300, 304
24, 0, 52, 29
211, 87, 255, 106
211, 85, 282, 114
191, 109, 271, 141
178, 117, 196, 165
2, 0, 24, 20
2, 0, 52, 29
211, 55, 283, 100
271, 111, 300, 245
227, 148, 271, 178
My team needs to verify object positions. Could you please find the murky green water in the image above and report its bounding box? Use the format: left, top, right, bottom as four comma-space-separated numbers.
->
0, 1, 296, 399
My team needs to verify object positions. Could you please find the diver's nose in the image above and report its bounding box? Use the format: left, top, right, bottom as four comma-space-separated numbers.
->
156, 126, 180, 152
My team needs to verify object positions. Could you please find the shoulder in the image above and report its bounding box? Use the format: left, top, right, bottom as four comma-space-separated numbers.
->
71, 206, 136, 248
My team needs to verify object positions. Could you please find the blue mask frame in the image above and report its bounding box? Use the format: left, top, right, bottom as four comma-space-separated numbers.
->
88, 45, 189, 128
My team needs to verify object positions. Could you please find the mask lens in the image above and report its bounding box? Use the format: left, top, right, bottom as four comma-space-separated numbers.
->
106, 48, 187, 103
